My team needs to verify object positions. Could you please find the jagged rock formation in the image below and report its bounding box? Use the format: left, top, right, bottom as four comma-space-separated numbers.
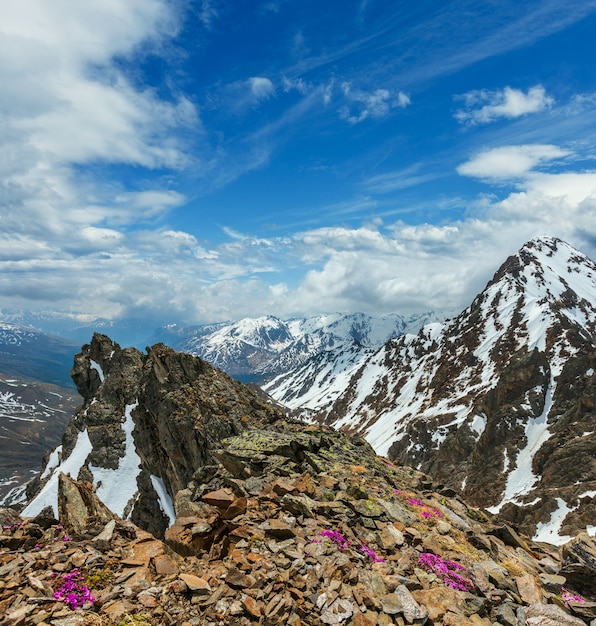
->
23, 334, 283, 537
307, 237, 596, 543
3, 421, 596, 625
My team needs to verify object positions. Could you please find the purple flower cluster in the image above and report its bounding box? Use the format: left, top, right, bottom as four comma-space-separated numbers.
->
418, 552, 473, 592
400, 494, 443, 520
313, 530, 385, 563
561, 588, 585, 607
2, 522, 22, 533
359, 542, 385, 563
318, 529, 351, 550
53, 569, 95, 610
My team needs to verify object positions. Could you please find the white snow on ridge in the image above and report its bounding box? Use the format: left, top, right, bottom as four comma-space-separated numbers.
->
22, 403, 143, 519
22, 429, 93, 517
90, 402, 141, 518
90, 359, 105, 383
150, 475, 176, 527
532, 497, 575, 545
470, 413, 487, 438
41, 446, 62, 479
487, 377, 555, 514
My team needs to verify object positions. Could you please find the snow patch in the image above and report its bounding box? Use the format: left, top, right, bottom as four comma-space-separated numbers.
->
41, 446, 62, 479
470, 413, 487, 438
90, 359, 105, 383
532, 498, 575, 545
22, 429, 93, 517
89, 402, 141, 518
150, 475, 176, 528
487, 378, 555, 514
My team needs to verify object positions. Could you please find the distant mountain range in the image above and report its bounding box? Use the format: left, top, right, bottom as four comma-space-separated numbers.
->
0, 322, 80, 388
158, 311, 453, 384
0, 373, 78, 504
0, 312, 163, 349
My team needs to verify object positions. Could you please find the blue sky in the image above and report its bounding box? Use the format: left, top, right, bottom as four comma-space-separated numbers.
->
1, 0, 596, 325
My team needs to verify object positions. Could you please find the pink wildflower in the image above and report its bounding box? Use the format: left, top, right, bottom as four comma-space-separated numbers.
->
52, 569, 95, 610
561, 588, 585, 607
318, 529, 351, 550
418, 552, 473, 592
359, 542, 385, 562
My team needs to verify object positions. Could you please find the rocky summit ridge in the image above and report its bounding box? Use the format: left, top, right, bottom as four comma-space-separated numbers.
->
3, 420, 596, 626
3, 332, 596, 625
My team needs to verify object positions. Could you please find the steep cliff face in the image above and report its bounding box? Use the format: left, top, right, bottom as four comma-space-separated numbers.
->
314, 237, 596, 543
23, 334, 283, 537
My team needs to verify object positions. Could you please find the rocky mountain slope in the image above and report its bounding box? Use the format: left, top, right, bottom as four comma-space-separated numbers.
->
305, 237, 595, 544
4, 421, 596, 625
0, 322, 79, 388
0, 374, 78, 505
7, 322, 596, 625
158, 312, 449, 384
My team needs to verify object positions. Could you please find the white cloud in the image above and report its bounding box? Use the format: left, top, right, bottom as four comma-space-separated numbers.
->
457, 144, 570, 179
365, 164, 439, 193
79, 227, 123, 246
217, 76, 277, 114
199, 0, 219, 29
1, 172, 595, 322
282, 76, 310, 94
249, 77, 276, 101
0, 0, 199, 267
340, 82, 410, 124
455, 85, 554, 125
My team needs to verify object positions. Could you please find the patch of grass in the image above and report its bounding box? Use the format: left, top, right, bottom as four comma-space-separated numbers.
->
465, 507, 488, 522
86, 569, 114, 589
498, 557, 525, 577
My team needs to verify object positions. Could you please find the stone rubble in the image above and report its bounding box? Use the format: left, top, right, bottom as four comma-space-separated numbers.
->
2, 421, 595, 626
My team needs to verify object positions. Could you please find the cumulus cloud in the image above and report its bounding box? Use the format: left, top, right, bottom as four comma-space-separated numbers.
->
339, 82, 410, 124
455, 85, 554, 125
248, 77, 276, 101
457, 144, 570, 179
2, 171, 595, 322
0, 0, 197, 244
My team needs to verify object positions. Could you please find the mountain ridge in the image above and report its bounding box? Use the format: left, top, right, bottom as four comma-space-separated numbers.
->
297, 237, 595, 544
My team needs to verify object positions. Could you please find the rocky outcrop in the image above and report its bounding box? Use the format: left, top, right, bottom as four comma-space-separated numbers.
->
24, 334, 284, 538
4, 421, 596, 625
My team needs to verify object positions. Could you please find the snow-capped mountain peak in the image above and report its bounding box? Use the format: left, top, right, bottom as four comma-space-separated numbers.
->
163, 310, 452, 384
303, 237, 596, 543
